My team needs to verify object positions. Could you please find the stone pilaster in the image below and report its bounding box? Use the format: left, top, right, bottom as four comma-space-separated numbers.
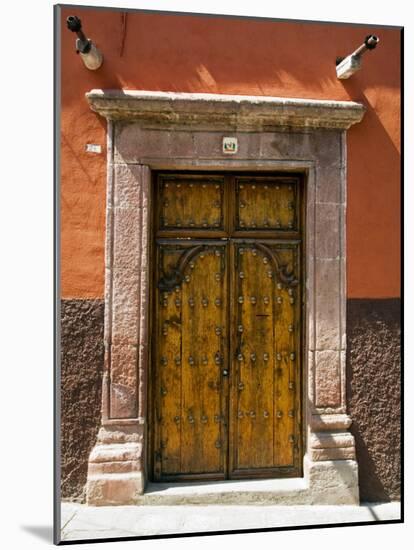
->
305, 131, 359, 504
86, 122, 151, 505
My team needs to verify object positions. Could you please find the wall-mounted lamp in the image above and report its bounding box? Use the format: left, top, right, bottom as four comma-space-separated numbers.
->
336, 35, 379, 79
66, 15, 103, 70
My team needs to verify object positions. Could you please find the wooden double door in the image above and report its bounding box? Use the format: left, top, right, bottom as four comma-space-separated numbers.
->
151, 172, 303, 481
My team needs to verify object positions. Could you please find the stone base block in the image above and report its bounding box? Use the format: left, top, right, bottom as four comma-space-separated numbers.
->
86, 437, 145, 506
304, 455, 359, 504
86, 472, 144, 506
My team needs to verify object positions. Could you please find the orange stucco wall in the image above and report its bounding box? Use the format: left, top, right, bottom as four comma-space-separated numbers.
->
60, 7, 401, 299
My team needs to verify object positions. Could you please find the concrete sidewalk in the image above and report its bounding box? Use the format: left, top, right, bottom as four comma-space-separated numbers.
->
60, 501, 401, 541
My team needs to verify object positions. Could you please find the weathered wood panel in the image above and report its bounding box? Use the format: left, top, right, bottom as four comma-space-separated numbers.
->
152, 173, 302, 480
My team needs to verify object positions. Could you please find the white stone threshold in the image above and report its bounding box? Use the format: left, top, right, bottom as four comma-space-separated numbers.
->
60, 501, 401, 541
138, 478, 308, 505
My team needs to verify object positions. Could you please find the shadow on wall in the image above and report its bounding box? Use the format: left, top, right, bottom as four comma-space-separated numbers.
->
61, 9, 401, 101
346, 298, 401, 502
351, 422, 392, 502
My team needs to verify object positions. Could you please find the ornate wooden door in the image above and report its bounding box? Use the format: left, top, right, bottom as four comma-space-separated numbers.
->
152, 173, 302, 481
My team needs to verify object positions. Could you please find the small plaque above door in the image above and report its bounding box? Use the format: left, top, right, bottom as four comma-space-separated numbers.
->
158, 175, 225, 232
235, 177, 299, 232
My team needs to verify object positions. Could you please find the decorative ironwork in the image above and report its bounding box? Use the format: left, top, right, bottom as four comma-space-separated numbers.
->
255, 243, 299, 287
157, 245, 206, 291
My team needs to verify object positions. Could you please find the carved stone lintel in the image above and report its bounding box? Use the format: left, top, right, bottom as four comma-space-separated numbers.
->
86, 89, 366, 130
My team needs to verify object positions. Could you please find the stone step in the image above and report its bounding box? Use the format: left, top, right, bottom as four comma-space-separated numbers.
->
137, 478, 310, 505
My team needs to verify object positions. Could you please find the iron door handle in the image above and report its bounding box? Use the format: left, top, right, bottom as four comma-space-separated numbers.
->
222, 369, 229, 377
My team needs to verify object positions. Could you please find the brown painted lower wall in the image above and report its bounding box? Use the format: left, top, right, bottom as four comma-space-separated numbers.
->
59, 297, 401, 502
346, 298, 401, 502
60, 299, 105, 501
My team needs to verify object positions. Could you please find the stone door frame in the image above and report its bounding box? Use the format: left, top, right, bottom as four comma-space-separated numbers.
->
84, 90, 365, 506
